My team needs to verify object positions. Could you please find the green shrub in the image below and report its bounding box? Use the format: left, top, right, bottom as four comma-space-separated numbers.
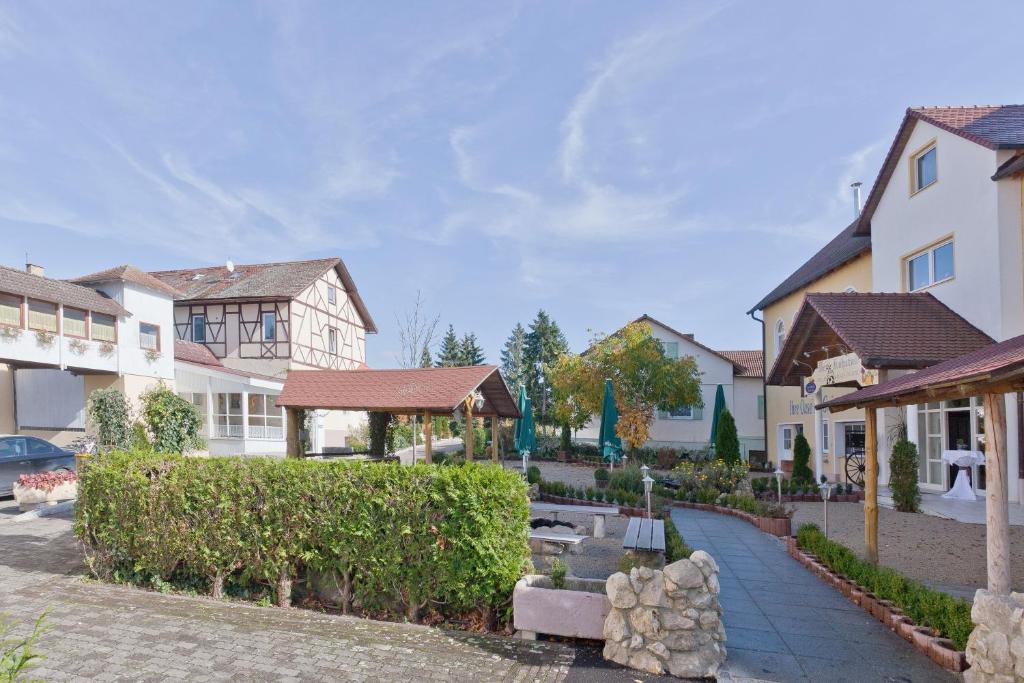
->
609, 465, 644, 495
696, 488, 719, 504
1, 611, 47, 682
141, 385, 204, 454
549, 558, 567, 589
594, 467, 609, 483
792, 434, 813, 484
526, 465, 541, 485
76, 452, 530, 623
889, 439, 921, 513
672, 459, 749, 498
796, 524, 972, 649
368, 412, 394, 454
714, 408, 741, 464
86, 387, 133, 451
559, 424, 571, 452
663, 513, 691, 563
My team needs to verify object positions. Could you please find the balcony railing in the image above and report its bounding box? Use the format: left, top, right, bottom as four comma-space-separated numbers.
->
214, 424, 244, 439
212, 423, 283, 440
248, 424, 284, 440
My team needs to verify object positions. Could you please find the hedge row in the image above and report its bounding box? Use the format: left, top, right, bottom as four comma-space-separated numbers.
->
796, 524, 973, 649
75, 452, 531, 622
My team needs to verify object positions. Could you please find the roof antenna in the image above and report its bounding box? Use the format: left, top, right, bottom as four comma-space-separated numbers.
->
851, 181, 863, 217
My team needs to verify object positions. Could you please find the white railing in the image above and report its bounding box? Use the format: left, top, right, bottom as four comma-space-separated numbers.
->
248, 424, 284, 440
214, 424, 244, 439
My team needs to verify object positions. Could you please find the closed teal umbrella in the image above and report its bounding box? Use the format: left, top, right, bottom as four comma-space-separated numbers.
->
598, 379, 623, 469
518, 397, 536, 455
709, 384, 726, 445
514, 384, 528, 452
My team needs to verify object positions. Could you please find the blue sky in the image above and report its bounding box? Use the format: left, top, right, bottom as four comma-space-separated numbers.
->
1, 2, 1022, 368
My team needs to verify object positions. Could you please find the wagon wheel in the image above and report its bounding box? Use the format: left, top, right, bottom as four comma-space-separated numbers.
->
845, 450, 866, 487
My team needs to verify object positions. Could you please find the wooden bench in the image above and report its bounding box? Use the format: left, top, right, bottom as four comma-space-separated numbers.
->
530, 502, 620, 539
528, 530, 587, 555
622, 517, 666, 555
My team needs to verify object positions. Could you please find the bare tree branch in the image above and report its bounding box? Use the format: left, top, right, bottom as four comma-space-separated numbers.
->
395, 290, 441, 368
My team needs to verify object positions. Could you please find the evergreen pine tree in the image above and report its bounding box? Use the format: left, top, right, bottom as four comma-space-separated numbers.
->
523, 310, 569, 426
419, 345, 433, 368
501, 323, 527, 389
715, 408, 741, 464
435, 325, 462, 367
792, 433, 814, 484
460, 333, 486, 366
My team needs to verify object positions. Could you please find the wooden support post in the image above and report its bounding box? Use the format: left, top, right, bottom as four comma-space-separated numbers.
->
492, 417, 500, 463
286, 407, 302, 459
864, 407, 879, 565
424, 411, 433, 465
464, 398, 474, 461
983, 393, 1012, 594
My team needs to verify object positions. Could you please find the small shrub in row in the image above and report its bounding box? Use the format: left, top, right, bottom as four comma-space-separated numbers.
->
76, 451, 530, 624
663, 513, 691, 563
719, 493, 792, 519
796, 524, 972, 649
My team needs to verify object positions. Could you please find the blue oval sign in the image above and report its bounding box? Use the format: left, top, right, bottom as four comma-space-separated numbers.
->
805, 381, 817, 394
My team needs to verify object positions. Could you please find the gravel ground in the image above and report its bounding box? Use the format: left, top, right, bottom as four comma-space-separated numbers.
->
530, 510, 630, 580
791, 501, 1024, 597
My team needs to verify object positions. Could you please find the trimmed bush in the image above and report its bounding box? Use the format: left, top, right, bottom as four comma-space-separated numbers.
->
75, 452, 531, 622
526, 465, 541, 484
889, 438, 921, 513
791, 433, 813, 484
663, 513, 691, 563
797, 524, 972, 649
594, 467, 609, 483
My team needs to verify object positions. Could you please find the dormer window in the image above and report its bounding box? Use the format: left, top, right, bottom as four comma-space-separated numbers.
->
911, 142, 937, 193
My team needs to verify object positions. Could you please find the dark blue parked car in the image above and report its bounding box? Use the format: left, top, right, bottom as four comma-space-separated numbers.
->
0, 435, 75, 497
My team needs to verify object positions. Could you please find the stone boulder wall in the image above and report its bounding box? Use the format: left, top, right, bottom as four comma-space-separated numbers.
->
603, 551, 726, 678
965, 589, 1024, 682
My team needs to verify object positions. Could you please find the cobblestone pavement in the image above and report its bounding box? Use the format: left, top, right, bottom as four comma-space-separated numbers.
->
0, 508, 582, 682
672, 507, 960, 683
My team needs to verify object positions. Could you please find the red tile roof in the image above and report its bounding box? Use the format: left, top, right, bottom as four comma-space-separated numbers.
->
149, 257, 377, 333
630, 315, 746, 373
71, 264, 181, 298
174, 339, 222, 367
719, 350, 763, 378
0, 266, 129, 317
768, 292, 994, 386
275, 365, 519, 417
857, 105, 1024, 236
821, 334, 1024, 411
748, 220, 870, 313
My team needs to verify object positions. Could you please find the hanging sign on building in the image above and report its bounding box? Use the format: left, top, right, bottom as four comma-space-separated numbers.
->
805, 352, 878, 393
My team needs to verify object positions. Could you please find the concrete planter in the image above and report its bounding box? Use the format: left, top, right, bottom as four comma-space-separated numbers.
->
513, 575, 610, 640
13, 481, 77, 512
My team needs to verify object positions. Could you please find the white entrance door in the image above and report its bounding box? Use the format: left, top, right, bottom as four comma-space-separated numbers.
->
778, 425, 796, 462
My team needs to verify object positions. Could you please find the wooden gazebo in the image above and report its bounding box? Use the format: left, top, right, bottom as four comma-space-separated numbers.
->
821, 334, 1024, 594
275, 365, 520, 463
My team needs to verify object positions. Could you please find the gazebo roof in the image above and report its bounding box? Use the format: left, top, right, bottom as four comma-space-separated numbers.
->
275, 365, 520, 417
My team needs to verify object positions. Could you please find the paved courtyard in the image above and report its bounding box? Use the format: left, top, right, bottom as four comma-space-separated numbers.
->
0, 506, 679, 682
671, 507, 959, 683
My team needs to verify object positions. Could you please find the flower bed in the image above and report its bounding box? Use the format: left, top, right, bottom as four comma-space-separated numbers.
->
13, 470, 78, 511
77, 451, 530, 626
792, 524, 971, 671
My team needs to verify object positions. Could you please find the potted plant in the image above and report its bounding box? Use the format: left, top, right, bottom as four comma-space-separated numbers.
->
594, 468, 609, 489
13, 469, 78, 511
513, 565, 610, 640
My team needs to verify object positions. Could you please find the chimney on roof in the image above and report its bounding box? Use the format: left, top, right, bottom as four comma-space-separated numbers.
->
851, 181, 863, 218
25, 263, 44, 277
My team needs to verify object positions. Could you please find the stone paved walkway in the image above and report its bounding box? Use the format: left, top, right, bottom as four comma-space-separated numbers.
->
671, 507, 960, 683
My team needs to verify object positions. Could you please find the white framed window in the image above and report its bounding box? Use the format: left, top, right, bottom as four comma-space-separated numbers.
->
911, 142, 937, 193
191, 314, 206, 343
262, 312, 276, 342
91, 313, 116, 342
327, 286, 336, 305
215, 393, 242, 438
906, 240, 954, 292
660, 340, 679, 359
329, 327, 338, 355
247, 394, 284, 439
139, 322, 160, 351
774, 319, 785, 360
663, 404, 702, 420
822, 420, 830, 453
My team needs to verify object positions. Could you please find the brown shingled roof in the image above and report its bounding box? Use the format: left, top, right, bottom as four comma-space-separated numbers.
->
174, 339, 222, 367
993, 153, 1024, 181
748, 220, 870, 313
0, 266, 129, 317
275, 365, 519, 417
768, 292, 994, 386
71, 264, 181, 298
856, 105, 1024, 236
719, 350, 763, 378
149, 257, 377, 333
821, 334, 1024, 411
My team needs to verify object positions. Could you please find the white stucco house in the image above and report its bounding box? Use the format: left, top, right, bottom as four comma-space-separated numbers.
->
576, 315, 765, 458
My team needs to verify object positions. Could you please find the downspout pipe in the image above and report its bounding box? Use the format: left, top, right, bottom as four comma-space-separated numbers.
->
748, 309, 769, 467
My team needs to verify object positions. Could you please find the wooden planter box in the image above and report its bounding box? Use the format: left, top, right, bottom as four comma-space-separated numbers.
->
513, 575, 610, 640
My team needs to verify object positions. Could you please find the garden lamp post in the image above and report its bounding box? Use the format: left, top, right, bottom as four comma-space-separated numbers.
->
521, 449, 530, 474
641, 463, 650, 479
819, 479, 835, 538
774, 466, 784, 505
643, 475, 655, 519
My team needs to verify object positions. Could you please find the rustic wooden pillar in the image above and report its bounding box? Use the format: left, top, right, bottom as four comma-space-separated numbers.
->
491, 417, 500, 462
984, 393, 1012, 594
464, 398, 474, 461
864, 407, 879, 565
286, 407, 302, 459
423, 411, 433, 465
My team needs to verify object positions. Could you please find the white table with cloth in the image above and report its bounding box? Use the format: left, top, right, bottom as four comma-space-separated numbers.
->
941, 450, 984, 501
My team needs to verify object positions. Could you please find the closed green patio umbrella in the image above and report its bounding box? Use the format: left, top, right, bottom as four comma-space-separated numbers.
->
518, 397, 536, 473
514, 384, 528, 452
709, 384, 726, 445
598, 378, 623, 470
